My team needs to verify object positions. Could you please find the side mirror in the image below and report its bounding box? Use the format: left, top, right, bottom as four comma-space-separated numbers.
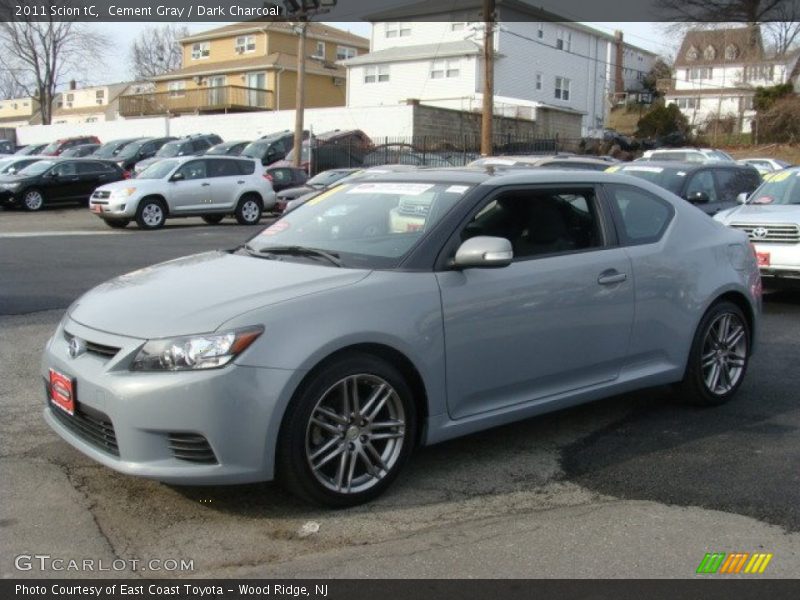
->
170, 172, 185, 182
736, 192, 748, 204
685, 191, 710, 204
453, 236, 513, 269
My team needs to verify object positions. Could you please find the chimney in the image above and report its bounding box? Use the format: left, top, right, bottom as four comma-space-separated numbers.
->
69, 80, 76, 90
614, 30, 624, 95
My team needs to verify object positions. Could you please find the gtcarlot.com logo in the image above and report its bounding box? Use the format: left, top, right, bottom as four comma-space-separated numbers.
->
14, 554, 194, 572
696, 552, 773, 575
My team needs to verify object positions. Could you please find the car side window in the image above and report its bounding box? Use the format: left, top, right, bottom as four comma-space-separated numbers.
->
192, 139, 211, 153
207, 159, 239, 178
51, 162, 77, 176
76, 162, 100, 174
236, 160, 256, 175
270, 168, 290, 184
605, 184, 674, 245
461, 188, 603, 260
174, 160, 207, 180
713, 168, 743, 202
685, 170, 718, 202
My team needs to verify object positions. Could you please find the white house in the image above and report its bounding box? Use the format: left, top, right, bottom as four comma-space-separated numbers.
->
340, 2, 657, 137
665, 27, 800, 134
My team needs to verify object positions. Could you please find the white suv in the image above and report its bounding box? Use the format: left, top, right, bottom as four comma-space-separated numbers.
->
89, 156, 276, 230
641, 148, 734, 163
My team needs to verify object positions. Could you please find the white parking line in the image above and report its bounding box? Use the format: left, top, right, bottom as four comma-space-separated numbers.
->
0, 230, 130, 238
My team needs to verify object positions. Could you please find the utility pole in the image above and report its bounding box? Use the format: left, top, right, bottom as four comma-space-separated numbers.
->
480, 0, 495, 156
293, 18, 307, 168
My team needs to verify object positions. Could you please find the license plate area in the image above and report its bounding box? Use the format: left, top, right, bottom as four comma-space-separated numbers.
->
49, 368, 76, 415
90, 204, 103, 213
756, 252, 771, 267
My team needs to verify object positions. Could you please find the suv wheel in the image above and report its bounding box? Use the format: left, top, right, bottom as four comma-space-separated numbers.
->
135, 198, 166, 230
22, 188, 45, 211
235, 194, 262, 225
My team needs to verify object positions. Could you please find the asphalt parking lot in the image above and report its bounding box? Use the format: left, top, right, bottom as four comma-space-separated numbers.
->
2, 206, 800, 579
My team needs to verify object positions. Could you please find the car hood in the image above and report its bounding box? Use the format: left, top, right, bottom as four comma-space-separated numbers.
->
714, 204, 800, 224
134, 157, 162, 171
277, 185, 314, 199
0, 173, 35, 184
68, 251, 371, 338
95, 179, 160, 193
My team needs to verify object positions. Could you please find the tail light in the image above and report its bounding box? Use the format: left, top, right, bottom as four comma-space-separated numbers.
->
263, 173, 273, 181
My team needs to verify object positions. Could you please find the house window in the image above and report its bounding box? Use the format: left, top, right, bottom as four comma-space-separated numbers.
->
555, 76, 571, 101
385, 22, 411, 38
725, 44, 739, 60
336, 45, 356, 60
95, 90, 104, 99
675, 97, 700, 109
451, 22, 465, 31
744, 64, 775, 82
556, 30, 571, 52
703, 45, 716, 60
168, 81, 186, 98
686, 46, 699, 61
312, 41, 325, 59
537, 23, 544, 39
85, 117, 98, 123
535, 72, 542, 90
192, 42, 210, 60
687, 67, 713, 80
66, 93, 74, 102
235, 35, 256, 53
364, 65, 389, 83
430, 59, 460, 79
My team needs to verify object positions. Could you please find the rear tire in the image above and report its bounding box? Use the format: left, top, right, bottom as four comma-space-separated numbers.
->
234, 194, 262, 225
277, 352, 416, 507
135, 198, 166, 230
675, 301, 750, 406
104, 218, 130, 229
21, 188, 45, 211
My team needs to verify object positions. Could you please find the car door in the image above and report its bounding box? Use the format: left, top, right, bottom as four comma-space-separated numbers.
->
75, 162, 113, 199
436, 185, 635, 419
168, 159, 211, 213
683, 169, 722, 214
205, 158, 241, 210
46, 161, 81, 201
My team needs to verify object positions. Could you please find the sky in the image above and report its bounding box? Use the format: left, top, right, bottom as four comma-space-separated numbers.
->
77, 21, 675, 87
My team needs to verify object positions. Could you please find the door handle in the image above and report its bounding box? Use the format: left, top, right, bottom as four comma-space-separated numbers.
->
201, 182, 211, 187
237, 180, 245, 184
597, 270, 627, 285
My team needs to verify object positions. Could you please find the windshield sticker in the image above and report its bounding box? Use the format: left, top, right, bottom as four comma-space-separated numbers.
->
753, 195, 774, 205
446, 185, 470, 194
481, 158, 519, 166
605, 165, 621, 173
623, 166, 664, 173
261, 221, 290, 236
350, 183, 434, 196
306, 185, 345, 207
676, 171, 687, 176
770, 171, 791, 182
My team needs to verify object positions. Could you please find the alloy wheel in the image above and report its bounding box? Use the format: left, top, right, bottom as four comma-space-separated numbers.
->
24, 190, 44, 211
241, 200, 260, 223
701, 312, 747, 395
141, 203, 164, 228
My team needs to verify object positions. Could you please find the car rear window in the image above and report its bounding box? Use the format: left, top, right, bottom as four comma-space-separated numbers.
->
237, 160, 255, 175
611, 165, 688, 195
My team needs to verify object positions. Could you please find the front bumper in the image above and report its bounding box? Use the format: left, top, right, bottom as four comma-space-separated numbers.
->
41, 316, 295, 484
0, 189, 19, 204
752, 242, 800, 280
89, 196, 139, 218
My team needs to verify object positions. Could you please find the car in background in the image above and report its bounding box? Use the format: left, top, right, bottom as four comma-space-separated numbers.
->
15, 143, 49, 156
89, 156, 275, 230
276, 168, 360, 205
0, 139, 13, 154
40, 136, 102, 156
469, 155, 617, 171
92, 138, 146, 160
606, 161, 761, 216
0, 155, 47, 177
0, 158, 125, 210
278, 129, 373, 174
42, 168, 760, 507
60, 144, 101, 158
206, 141, 250, 156
133, 134, 223, 175
240, 130, 300, 166
362, 144, 458, 167
714, 167, 800, 285
641, 147, 735, 163
113, 137, 176, 173
737, 158, 792, 175
266, 166, 308, 207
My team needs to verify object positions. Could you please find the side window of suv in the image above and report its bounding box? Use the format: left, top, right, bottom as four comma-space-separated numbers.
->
236, 160, 256, 175
207, 159, 240, 178
606, 184, 674, 245
685, 170, 718, 202
174, 160, 207, 180
51, 162, 77, 176
713, 168, 746, 202
192, 139, 211, 153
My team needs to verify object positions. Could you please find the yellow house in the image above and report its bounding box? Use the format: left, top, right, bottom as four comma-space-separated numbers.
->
52, 81, 151, 124
119, 22, 369, 117
0, 96, 40, 127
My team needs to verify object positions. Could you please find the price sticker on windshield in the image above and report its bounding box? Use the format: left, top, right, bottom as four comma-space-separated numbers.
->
350, 183, 434, 196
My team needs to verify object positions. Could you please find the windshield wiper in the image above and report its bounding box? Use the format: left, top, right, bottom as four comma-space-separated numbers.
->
254, 245, 343, 267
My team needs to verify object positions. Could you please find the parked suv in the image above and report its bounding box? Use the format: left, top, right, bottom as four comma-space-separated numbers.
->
0, 158, 125, 210
133, 134, 223, 175
0, 139, 13, 154
112, 137, 176, 173
641, 147, 735, 163
607, 161, 761, 216
277, 129, 372, 174
240, 130, 300, 166
90, 156, 275, 229
40, 136, 102, 156
715, 167, 800, 285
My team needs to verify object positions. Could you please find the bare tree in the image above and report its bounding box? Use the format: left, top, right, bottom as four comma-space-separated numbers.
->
659, 0, 787, 23
0, 69, 27, 100
129, 24, 190, 81
0, 3, 108, 124
763, 3, 800, 55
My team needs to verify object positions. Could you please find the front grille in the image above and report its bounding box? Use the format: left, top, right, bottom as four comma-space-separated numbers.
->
63, 331, 120, 359
730, 222, 800, 244
46, 383, 119, 456
92, 190, 110, 199
168, 433, 218, 464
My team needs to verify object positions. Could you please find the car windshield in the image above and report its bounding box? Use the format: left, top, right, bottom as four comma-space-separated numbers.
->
612, 165, 687, 195
244, 181, 471, 269
747, 170, 800, 205
18, 160, 55, 176
0, 158, 13, 173
285, 145, 310, 162
93, 140, 129, 158
241, 141, 270, 158
711, 150, 734, 161
136, 159, 178, 179
41, 141, 60, 154
156, 143, 181, 157
206, 145, 230, 155
116, 140, 146, 159
307, 170, 353, 186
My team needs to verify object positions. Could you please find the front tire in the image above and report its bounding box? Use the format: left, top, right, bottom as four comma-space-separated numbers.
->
676, 301, 750, 406
22, 188, 45, 211
277, 353, 416, 507
135, 198, 166, 230
104, 218, 130, 229
234, 194, 262, 225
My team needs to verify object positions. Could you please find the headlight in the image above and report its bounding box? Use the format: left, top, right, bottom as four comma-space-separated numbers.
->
110, 187, 136, 198
1, 182, 19, 190
131, 326, 263, 371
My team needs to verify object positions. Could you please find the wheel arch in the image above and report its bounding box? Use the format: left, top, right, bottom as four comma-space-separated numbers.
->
138, 194, 170, 216
236, 190, 264, 207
